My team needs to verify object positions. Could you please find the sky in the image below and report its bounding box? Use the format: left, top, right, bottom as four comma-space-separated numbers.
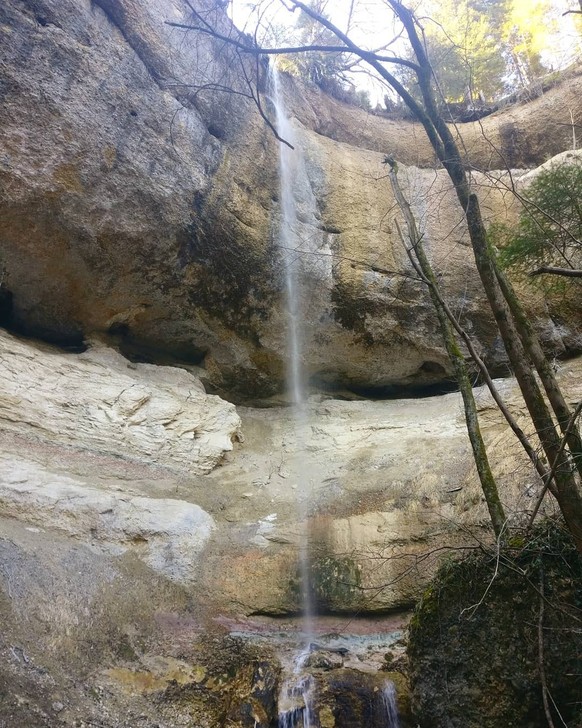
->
229, 0, 402, 54
226, 0, 417, 103
227, 0, 581, 104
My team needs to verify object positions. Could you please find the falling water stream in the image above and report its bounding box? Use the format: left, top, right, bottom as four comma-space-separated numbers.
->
270, 65, 315, 642
270, 66, 400, 728
270, 63, 316, 728
382, 680, 401, 728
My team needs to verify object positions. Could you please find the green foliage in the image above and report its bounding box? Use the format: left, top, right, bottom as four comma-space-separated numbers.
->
502, 0, 557, 86
497, 159, 582, 275
399, 0, 558, 104
399, 0, 507, 103
277, 1, 347, 90
441, 0, 507, 100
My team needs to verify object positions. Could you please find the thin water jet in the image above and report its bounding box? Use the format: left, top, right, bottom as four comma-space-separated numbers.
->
270, 64, 315, 638
382, 680, 401, 728
269, 67, 405, 728
270, 63, 317, 728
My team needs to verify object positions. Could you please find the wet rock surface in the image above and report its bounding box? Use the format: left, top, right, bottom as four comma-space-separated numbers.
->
0, 514, 410, 727
313, 668, 410, 728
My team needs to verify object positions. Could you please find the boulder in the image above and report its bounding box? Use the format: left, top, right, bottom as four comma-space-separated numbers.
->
312, 668, 411, 728
0, 329, 239, 584
408, 524, 582, 728
0, 331, 241, 474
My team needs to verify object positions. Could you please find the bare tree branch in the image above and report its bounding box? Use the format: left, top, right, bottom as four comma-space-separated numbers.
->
529, 266, 582, 278
528, 400, 582, 530
165, 22, 421, 69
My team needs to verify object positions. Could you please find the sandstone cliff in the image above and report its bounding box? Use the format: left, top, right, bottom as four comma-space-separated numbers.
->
1, 0, 581, 400
0, 327, 580, 725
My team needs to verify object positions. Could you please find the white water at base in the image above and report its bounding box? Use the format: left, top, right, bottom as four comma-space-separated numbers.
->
382, 680, 401, 728
277, 673, 315, 728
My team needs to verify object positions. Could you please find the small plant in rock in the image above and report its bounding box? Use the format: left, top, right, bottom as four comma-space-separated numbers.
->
498, 159, 582, 280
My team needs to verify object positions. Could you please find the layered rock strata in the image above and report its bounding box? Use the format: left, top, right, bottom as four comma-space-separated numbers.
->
1, 0, 581, 399
2, 329, 581, 614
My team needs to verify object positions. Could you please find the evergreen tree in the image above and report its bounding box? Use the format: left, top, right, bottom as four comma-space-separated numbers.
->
400, 0, 557, 103
502, 0, 555, 86
400, 0, 506, 102
277, 0, 348, 89
499, 160, 582, 278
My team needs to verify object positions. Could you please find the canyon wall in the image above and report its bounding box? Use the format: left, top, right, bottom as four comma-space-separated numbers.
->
1, 0, 581, 400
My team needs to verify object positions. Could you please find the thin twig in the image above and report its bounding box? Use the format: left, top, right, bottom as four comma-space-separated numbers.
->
538, 567, 557, 728
460, 524, 507, 617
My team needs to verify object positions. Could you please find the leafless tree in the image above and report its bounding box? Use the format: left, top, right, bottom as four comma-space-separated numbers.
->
172, 0, 582, 551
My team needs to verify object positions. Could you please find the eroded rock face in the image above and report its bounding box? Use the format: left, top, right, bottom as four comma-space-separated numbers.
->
0, 329, 580, 724
2, 326, 582, 617
291, 70, 582, 170
2, 328, 582, 614
0, 461, 216, 583
200, 353, 582, 614
0, 332, 241, 474
1, 0, 581, 400
0, 330, 240, 584
0, 0, 281, 399
0, 518, 282, 727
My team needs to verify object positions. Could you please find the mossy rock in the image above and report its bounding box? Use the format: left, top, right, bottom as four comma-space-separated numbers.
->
314, 668, 412, 728
310, 554, 362, 612
408, 522, 582, 728
160, 636, 280, 728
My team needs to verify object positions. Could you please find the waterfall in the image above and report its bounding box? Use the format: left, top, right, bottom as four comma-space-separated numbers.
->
270, 65, 315, 636
277, 674, 315, 728
270, 64, 316, 728
269, 66, 403, 728
381, 680, 400, 728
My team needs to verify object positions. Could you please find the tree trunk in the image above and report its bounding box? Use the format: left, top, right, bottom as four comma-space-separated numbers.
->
495, 265, 582, 480
386, 1, 582, 552
389, 165, 507, 539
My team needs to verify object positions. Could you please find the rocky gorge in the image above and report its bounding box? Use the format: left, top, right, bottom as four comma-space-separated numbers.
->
1, 0, 582, 726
